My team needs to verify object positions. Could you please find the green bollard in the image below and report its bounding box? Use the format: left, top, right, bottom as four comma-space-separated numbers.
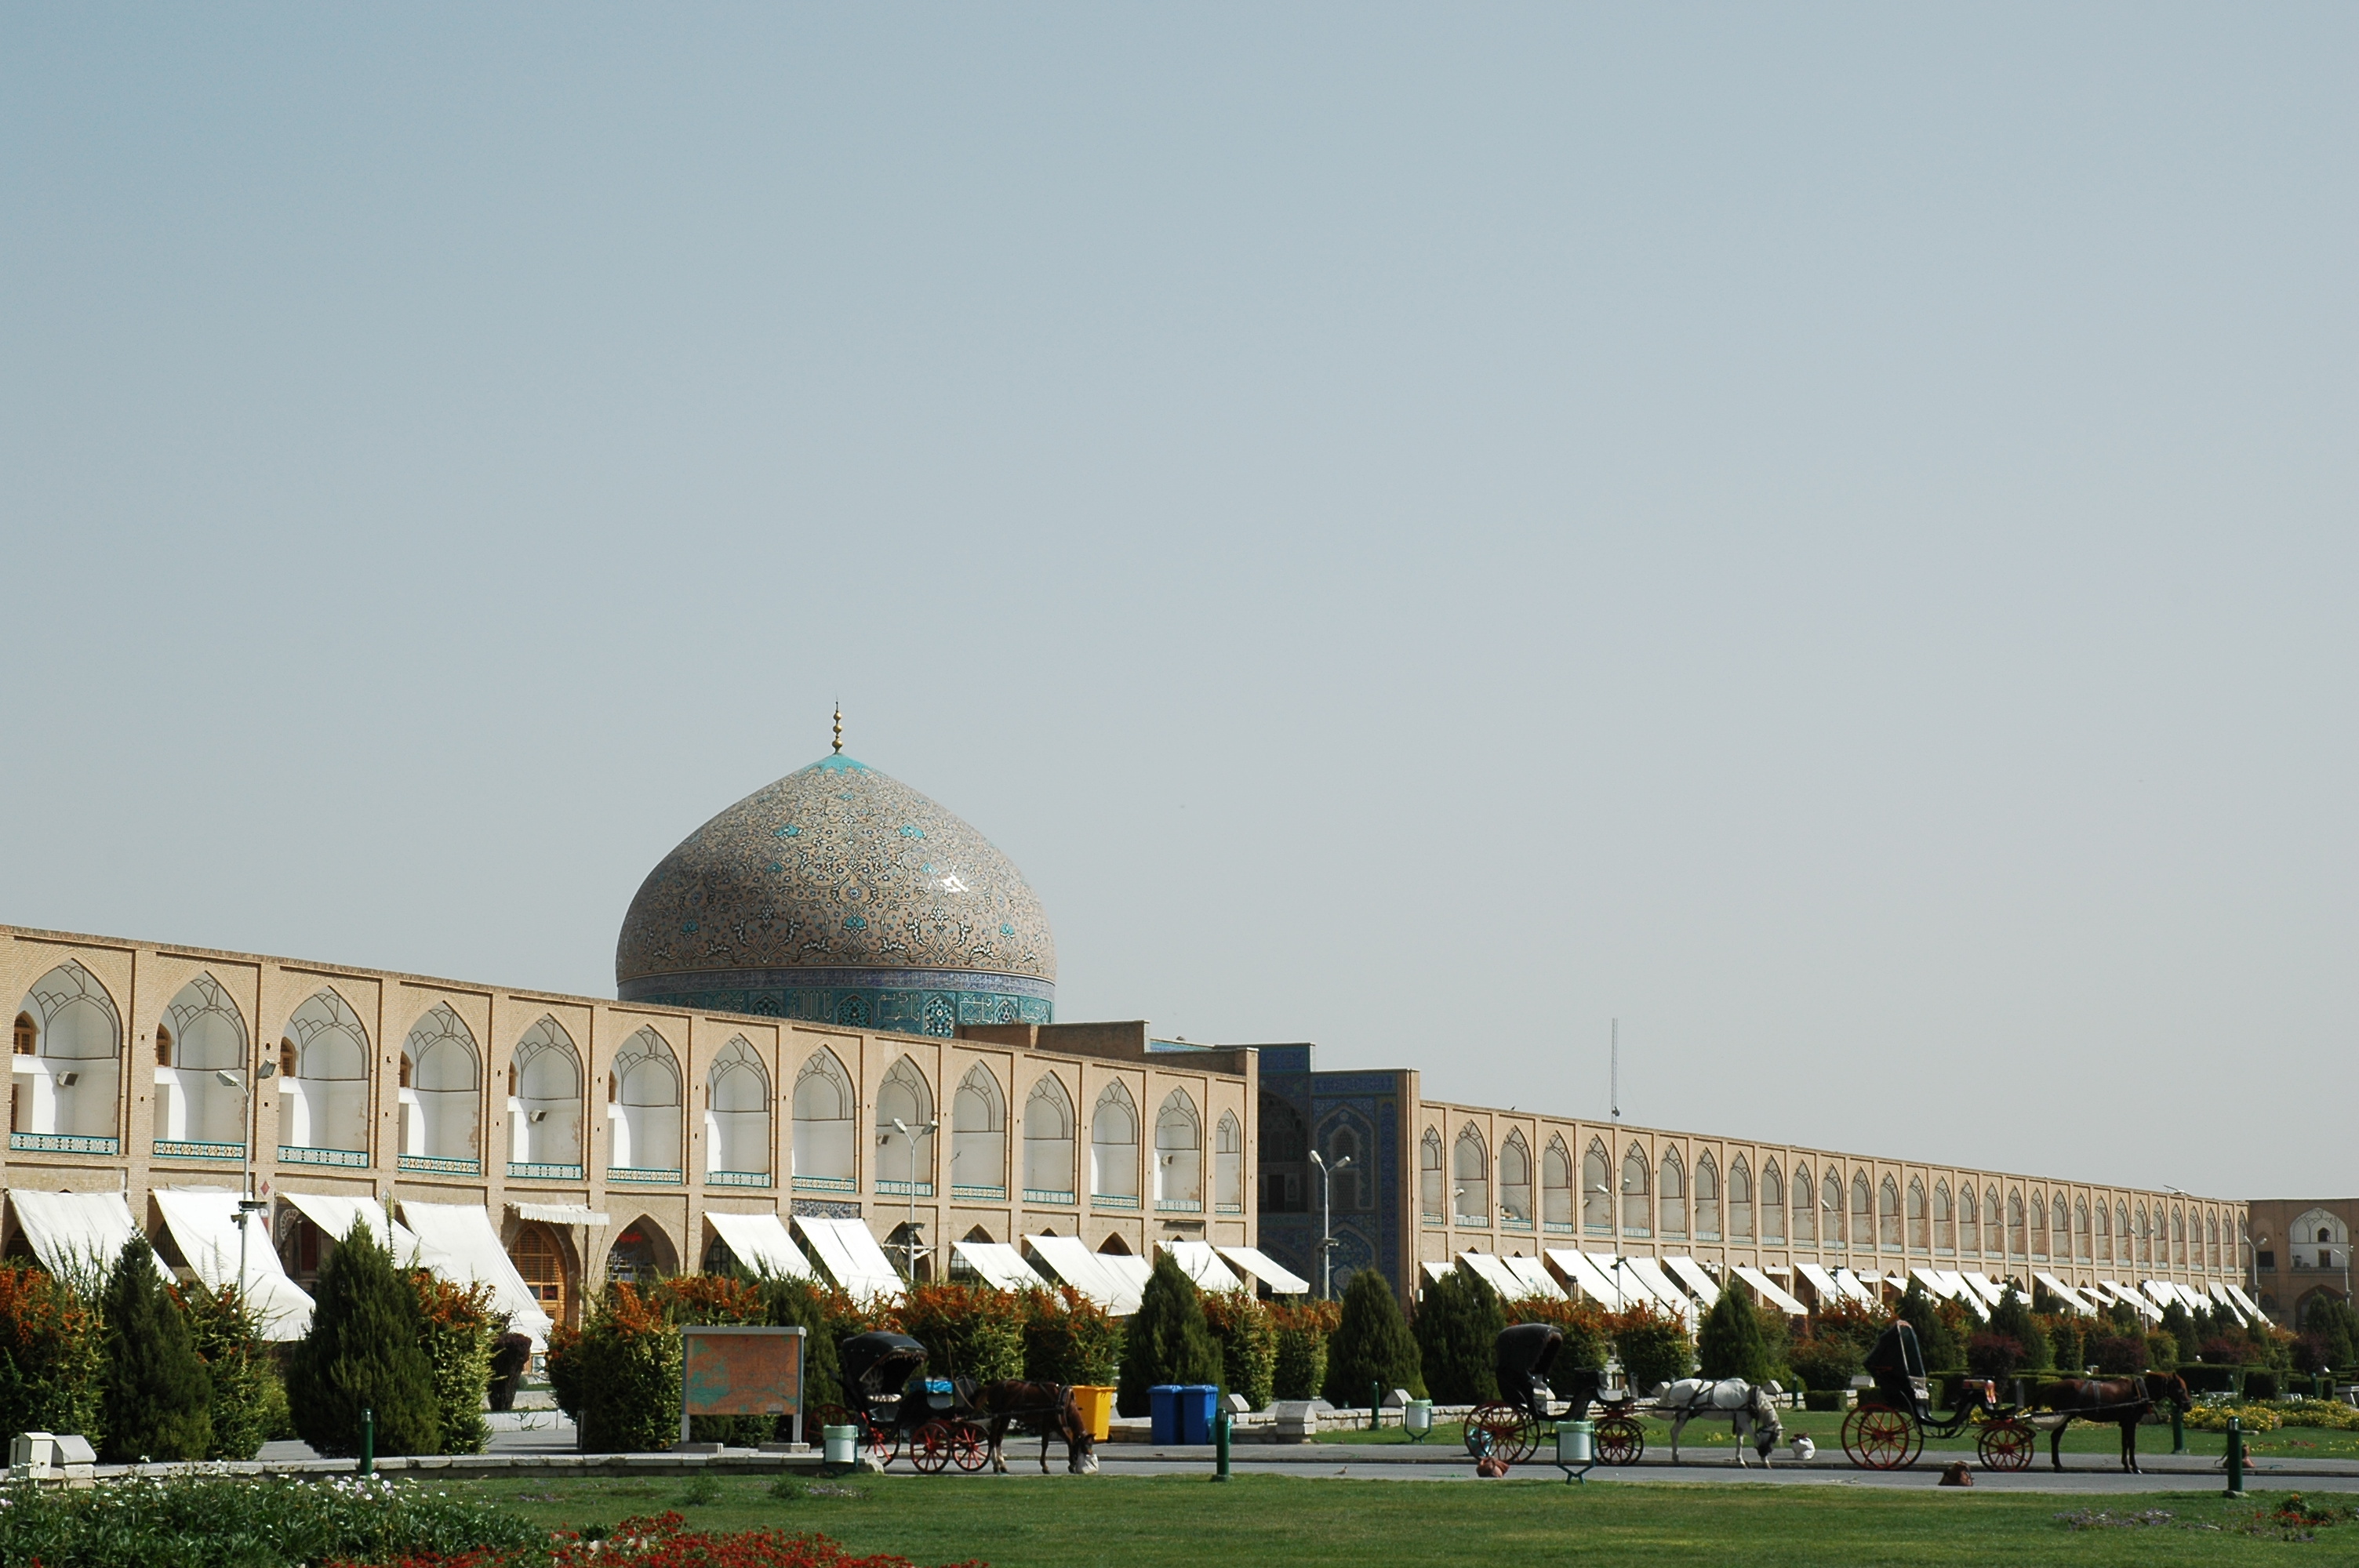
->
1213, 1410, 1231, 1482
1370, 1381, 1381, 1432
2224, 1415, 2244, 1498
2171, 1401, 2186, 1456
361, 1406, 375, 1477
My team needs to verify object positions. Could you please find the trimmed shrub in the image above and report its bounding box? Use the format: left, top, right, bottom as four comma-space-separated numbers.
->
1608, 1304, 1694, 1395
2044, 1313, 2085, 1376
900, 1283, 1026, 1384
410, 1270, 500, 1454
1117, 1254, 1224, 1416
1413, 1269, 1503, 1405
1270, 1299, 1337, 1400
1697, 1284, 1774, 1384
1201, 1290, 1278, 1411
1986, 1287, 2052, 1371
99, 1236, 211, 1462
546, 1282, 682, 1454
1018, 1285, 1121, 1388
2303, 1294, 2358, 1371
2144, 1330, 2179, 1372
1323, 1269, 1424, 1409
753, 1273, 850, 1415
1789, 1330, 1863, 1396
2245, 1367, 2281, 1402
2090, 1332, 2146, 1374
0, 1263, 104, 1449
1966, 1331, 2026, 1381
287, 1221, 439, 1457
174, 1280, 271, 1461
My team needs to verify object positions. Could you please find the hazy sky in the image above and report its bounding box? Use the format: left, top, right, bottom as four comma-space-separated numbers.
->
4, 6, 2351, 1199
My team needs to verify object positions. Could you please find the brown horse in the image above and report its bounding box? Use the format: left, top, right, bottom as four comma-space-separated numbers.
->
972, 1380, 1098, 1474
2026, 1373, 2190, 1472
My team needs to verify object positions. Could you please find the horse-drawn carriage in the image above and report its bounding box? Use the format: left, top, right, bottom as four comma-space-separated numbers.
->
1840, 1321, 2035, 1471
820, 1330, 990, 1473
1463, 1323, 1648, 1466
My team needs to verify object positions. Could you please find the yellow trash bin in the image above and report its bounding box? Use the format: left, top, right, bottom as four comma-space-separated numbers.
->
1074, 1385, 1116, 1441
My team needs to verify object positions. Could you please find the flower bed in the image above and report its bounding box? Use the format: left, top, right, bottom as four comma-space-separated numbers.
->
0, 1474, 542, 1568
327, 1512, 983, 1568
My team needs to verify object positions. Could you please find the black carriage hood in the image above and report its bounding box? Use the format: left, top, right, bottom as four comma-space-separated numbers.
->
840, 1331, 929, 1391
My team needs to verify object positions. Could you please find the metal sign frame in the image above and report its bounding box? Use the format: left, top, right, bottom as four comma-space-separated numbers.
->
681, 1323, 807, 1446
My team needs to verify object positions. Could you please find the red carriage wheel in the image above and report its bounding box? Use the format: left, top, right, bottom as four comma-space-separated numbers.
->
950, 1420, 990, 1473
1841, 1403, 1921, 1470
865, 1417, 899, 1468
911, 1419, 953, 1474
1593, 1415, 1645, 1465
1976, 1418, 2034, 1472
1466, 1404, 1538, 1465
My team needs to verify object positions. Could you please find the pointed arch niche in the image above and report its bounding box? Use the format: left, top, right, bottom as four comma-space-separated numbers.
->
704, 1036, 772, 1184
951, 1064, 1007, 1198
1022, 1073, 1074, 1203
792, 1049, 856, 1188
12, 960, 122, 1151
153, 973, 246, 1155
606, 1026, 682, 1178
277, 989, 369, 1163
509, 1016, 583, 1177
400, 1004, 481, 1171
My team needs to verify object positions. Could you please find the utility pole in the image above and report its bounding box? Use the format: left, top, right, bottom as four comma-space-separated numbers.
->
1310, 1149, 1353, 1301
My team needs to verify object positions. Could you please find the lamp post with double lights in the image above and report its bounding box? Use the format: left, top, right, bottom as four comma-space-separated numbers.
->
885, 1116, 940, 1283
227, 1054, 278, 1306
1310, 1149, 1352, 1301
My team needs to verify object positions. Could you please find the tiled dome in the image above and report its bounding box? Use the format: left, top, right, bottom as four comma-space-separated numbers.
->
615, 754, 1055, 1035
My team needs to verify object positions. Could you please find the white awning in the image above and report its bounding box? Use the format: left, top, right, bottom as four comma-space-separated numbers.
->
2205, 1282, 2248, 1325
1456, 1251, 1525, 1299
1929, 1270, 1990, 1320
281, 1190, 442, 1270
1733, 1265, 1808, 1316
1623, 1257, 1694, 1319
9, 1189, 138, 1279
2034, 1272, 2094, 1315
1909, 1267, 1953, 1299
1557, 1251, 1634, 1309
1420, 1259, 1455, 1286
1099, 1252, 1154, 1313
153, 1188, 313, 1341
703, 1209, 815, 1280
1159, 1240, 1241, 1293
513, 1203, 610, 1227
1502, 1254, 1564, 1300
2095, 1279, 2157, 1319
1025, 1234, 1129, 1312
2139, 1279, 2178, 1313
1958, 1271, 2008, 1308
955, 1240, 1049, 1291
1215, 1244, 1312, 1297
1665, 1256, 1720, 1308
794, 1216, 907, 1305
2226, 1283, 2263, 1319
1831, 1267, 1882, 1307
1797, 1261, 1844, 1305
397, 1200, 556, 1348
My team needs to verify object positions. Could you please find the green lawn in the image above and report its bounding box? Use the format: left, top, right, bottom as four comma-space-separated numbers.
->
1324, 1410, 2359, 1461
459, 1472, 2353, 1567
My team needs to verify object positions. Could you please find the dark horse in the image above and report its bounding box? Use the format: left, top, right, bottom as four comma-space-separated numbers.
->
2026, 1374, 2190, 1472
971, 1381, 1097, 1474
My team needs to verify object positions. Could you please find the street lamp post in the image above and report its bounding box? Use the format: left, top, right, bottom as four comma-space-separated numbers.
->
229, 1056, 276, 1307
1310, 1149, 1353, 1301
888, 1116, 940, 1283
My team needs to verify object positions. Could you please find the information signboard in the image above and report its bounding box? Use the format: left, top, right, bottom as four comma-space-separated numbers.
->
681, 1324, 806, 1446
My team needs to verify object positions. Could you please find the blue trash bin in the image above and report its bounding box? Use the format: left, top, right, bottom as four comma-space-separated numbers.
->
1150, 1384, 1183, 1444
1179, 1384, 1219, 1445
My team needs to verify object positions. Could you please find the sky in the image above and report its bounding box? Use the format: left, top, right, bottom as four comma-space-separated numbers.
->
3, 5, 2352, 1199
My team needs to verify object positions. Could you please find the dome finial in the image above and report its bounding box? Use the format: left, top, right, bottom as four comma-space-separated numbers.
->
831, 702, 843, 755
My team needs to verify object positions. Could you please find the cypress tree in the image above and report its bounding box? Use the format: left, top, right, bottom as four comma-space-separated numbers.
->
1323, 1267, 1425, 1409
287, 1220, 440, 1456
1116, 1253, 1223, 1417
1697, 1283, 1773, 1384
97, 1235, 212, 1462
1895, 1279, 1961, 1372
1987, 1285, 2052, 1372
1412, 1269, 1503, 1404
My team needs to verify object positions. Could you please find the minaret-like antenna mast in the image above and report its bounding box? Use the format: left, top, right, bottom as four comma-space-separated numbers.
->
832, 702, 843, 755
1610, 1018, 1619, 1124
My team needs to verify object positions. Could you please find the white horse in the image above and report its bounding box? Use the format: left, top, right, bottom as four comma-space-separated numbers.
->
1655, 1378, 1784, 1466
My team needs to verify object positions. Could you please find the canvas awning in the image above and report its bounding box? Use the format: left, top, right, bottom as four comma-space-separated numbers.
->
2094, 1279, 2157, 1319
794, 1216, 907, 1304
397, 1200, 556, 1348
1025, 1234, 1129, 1312
954, 1240, 1049, 1291
1929, 1270, 1990, 1320
1456, 1251, 1525, 1299
1099, 1252, 1154, 1313
512, 1203, 610, 1227
1797, 1261, 1844, 1305
703, 1209, 815, 1280
1623, 1257, 1694, 1319
1665, 1256, 1721, 1308
153, 1188, 314, 1341
1502, 1254, 1564, 1300
8, 1189, 138, 1279
2205, 1282, 2248, 1325
1831, 1268, 1882, 1307
282, 1190, 443, 1270
1733, 1265, 1808, 1316
1958, 1271, 2008, 1308
2034, 1272, 2094, 1315
1555, 1250, 1634, 1309
1159, 1240, 1241, 1293
2226, 1283, 2263, 1319
1215, 1245, 1311, 1297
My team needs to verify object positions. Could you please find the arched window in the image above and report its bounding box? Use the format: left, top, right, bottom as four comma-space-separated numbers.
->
1259, 1092, 1308, 1214
704, 1036, 771, 1179
10, 962, 123, 1140
2171, 1207, 2186, 1266
2116, 1202, 2132, 1264
1214, 1112, 1244, 1211
608, 1027, 681, 1174
1499, 1131, 1533, 1224
1619, 1143, 1651, 1236
1328, 1124, 1364, 1211
1852, 1172, 1874, 1250
1543, 1136, 1574, 1230
792, 1050, 856, 1182
951, 1065, 1006, 1193
2047, 1193, 2066, 1261
400, 1004, 480, 1163
2095, 1197, 2113, 1262
1961, 1185, 1981, 1254
1933, 1181, 1954, 1254
1906, 1179, 1928, 1252
1090, 1082, 1139, 1201
154, 974, 247, 1148
875, 1058, 936, 1191
509, 1220, 572, 1327
511, 1016, 583, 1171
1725, 1156, 1751, 1240
1659, 1149, 1688, 1237
1761, 1160, 1785, 1244
1582, 1140, 1612, 1233
1154, 1089, 1202, 1209
1022, 1074, 1074, 1200
2004, 1189, 2026, 1257
2074, 1198, 2092, 1262
2135, 1204, 2152, 1265
1456, 1126, 1491, 1222
278, 989, 369, 1155
1791, 1163, 1815, 1245
1421, 1128, 1446, 1221
1877, 1176, 1900, 1250
1822, 1171, 1845, 1247
1693, 1152, 1721, 1241
2206, 1212, 2221, 1270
